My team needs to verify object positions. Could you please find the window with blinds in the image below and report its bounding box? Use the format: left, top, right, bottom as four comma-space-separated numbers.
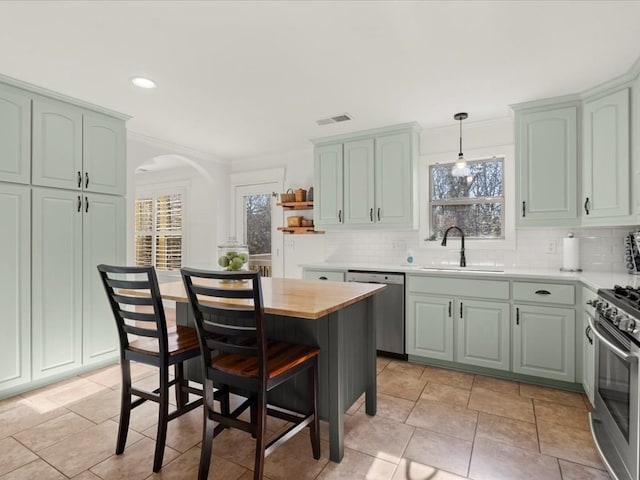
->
134, 192, 183, 271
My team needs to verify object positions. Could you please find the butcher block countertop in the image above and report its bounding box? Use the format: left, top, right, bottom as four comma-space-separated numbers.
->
156, 277, 385, 320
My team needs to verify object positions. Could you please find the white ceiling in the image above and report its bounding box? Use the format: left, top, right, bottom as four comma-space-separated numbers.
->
1, 1, 640, 161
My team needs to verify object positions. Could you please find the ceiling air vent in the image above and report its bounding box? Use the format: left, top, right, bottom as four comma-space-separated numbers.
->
316, 113, 352, 126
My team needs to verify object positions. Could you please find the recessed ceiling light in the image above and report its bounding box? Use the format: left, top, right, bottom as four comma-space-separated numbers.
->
131, 76, 156, 89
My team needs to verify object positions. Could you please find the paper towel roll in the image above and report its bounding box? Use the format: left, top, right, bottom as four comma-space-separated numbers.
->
563, 236, 580, 271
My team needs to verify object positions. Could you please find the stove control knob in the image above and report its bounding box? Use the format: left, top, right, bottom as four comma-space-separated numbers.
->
625, 318, 637, 334
603, 307, 615, 319
613, 314, 624, 326
587, 299, 595, 306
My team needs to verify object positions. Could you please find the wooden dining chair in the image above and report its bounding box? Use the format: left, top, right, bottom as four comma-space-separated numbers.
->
97, 264, 205, 472
180, 268, 321, 480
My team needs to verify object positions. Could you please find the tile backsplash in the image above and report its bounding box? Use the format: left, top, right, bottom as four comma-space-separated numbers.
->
323, 226, 636, 273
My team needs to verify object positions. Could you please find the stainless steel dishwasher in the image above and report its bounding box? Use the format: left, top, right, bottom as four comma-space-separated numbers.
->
346, 271, 406, 360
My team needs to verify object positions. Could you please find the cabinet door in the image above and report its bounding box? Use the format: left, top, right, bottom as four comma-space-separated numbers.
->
456, 299, 510, 371
83, 194, 125, 364
516, 106, 578, 225
0, 83, 31, 184
32, 188, 83, 379
406, 294, 454, 361
0, 184, 31, 390
83, 111, 126, 195
314, 144, 343, 226
513, 304, 575, 382
582, 88, 630, 220
343, 138, 374, 225
32, 97, 83, 190
375, 132, 413, 226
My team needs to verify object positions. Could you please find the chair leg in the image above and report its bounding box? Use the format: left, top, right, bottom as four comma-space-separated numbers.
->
153, 364, 170, 472
175, 362, 188, 410
253, 391, 267, 480
198, 379, 216, 480
116, 359, 132, 455
309, 359, 320, 460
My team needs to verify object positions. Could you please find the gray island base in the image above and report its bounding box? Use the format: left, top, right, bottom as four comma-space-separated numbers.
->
176, 295, 377, 463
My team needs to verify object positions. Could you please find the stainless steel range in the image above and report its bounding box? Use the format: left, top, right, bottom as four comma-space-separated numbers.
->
588, 285, 640, 480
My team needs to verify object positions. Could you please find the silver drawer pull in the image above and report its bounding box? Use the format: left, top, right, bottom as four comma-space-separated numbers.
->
535, 290, 551, 295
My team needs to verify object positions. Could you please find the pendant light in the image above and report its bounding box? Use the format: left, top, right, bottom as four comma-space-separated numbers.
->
452, 112, 470, 177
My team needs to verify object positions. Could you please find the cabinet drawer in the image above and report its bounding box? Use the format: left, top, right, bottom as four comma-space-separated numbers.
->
407, 275, 509, 300
303, 270, 345, 282
513, 282, 575, 305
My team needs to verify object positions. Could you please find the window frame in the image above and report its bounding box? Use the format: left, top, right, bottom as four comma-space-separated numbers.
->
135, 183, 187, 273
429, 157, 506, 240
419, 144, 515, 251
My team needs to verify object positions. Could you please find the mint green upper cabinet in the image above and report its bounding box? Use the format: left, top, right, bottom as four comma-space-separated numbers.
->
82, 194, 125, 364
31, 188, 83, 379
456, 299, 510, 371
32, 97, 83, 190
344, 138, 375, 225
83, 111, 126, 195
0, 84, 31, 184
375, 132, 414, 226
314, 144, 344, 226
515, 104, 578, 226
582, 88, 630, 221
512, 304, 575, 382
32, 97, 126, 195
312, 123, 419, 230
0, 184, 31, 390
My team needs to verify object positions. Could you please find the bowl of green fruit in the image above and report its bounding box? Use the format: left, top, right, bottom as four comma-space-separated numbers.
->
217, 238, 249, 272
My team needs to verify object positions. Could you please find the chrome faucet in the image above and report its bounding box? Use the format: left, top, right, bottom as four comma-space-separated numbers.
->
441, 226, 466, 267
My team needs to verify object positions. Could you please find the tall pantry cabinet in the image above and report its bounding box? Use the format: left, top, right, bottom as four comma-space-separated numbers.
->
0, 77, 128, 397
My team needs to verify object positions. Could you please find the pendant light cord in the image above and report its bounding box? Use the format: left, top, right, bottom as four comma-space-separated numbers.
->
459, 118, 463, 158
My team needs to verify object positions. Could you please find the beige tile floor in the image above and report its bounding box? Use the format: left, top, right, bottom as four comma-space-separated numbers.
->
0, 357, 612, 480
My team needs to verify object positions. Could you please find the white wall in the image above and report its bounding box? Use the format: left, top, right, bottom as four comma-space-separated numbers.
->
126, 134, 231, 276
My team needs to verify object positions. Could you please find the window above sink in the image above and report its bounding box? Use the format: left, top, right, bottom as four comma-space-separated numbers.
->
419, 141, 516, 252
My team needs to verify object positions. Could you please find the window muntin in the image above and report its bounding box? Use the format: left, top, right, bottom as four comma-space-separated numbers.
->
429, 157, 504, 239
135, 192, 183, 271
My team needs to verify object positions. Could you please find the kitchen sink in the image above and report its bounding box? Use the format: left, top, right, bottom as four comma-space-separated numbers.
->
418, 267, 504, 274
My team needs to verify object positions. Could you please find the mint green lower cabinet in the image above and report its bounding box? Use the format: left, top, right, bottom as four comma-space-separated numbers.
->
512, 304, 576, 382
32, 188, 83, 379
82, 194, 125, 365
32, 188, 123, 379
456, 300, 510, 371
406, 294, 454, 361
0, 184, 31, 390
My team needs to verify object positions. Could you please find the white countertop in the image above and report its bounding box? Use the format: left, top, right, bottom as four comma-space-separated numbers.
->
300, 262, 640, 291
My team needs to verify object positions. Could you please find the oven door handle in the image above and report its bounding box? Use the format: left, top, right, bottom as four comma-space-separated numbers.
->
588, 316, 638, 361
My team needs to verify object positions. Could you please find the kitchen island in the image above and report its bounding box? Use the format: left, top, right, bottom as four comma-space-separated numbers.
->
156, 277, 385, 462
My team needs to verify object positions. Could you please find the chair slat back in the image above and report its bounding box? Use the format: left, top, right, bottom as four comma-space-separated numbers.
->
180, 268, 267, 381
97, 264, 170, 356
